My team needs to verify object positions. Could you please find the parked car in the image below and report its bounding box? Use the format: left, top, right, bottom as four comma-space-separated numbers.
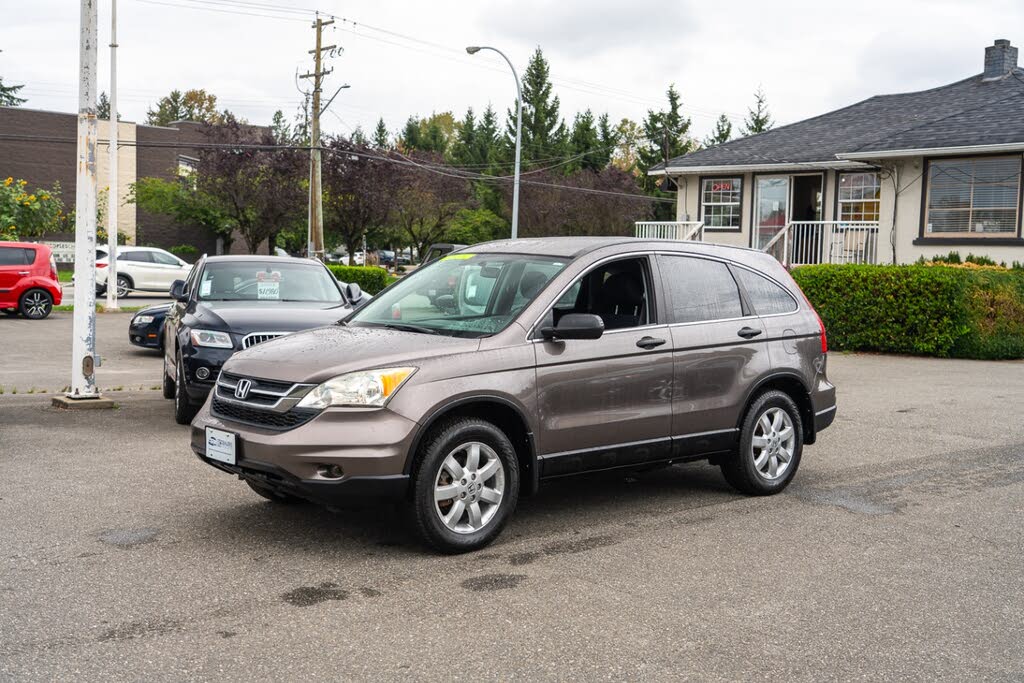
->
378, 250, 396, 267
421, 243, 466, 265
95, 246, 191, 297
0, 241, 63, 319
128, 302, 172, 349
190, 237, 836, 553
163, 255, 365, 425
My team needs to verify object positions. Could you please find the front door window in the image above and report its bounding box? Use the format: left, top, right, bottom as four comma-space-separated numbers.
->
755, 177, 790, 249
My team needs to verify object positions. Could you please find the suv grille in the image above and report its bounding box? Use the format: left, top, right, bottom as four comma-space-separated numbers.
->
211, 395, 318, 430
241, 332, 288, 349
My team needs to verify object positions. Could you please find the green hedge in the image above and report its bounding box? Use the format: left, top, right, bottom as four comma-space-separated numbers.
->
791, 264, 1024, 360
327, 265, 390, 295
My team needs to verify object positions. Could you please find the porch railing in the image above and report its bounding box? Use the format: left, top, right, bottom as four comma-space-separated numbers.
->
635, 221, 704, 241
761, 221, 881, 266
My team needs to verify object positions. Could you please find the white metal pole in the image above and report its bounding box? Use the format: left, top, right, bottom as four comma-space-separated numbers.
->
468, 46, 521, 240
105, 0, 119, 311
70, 0, 100, 399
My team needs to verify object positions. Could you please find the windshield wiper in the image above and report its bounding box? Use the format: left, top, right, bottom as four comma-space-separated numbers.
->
367, 321, 440, 335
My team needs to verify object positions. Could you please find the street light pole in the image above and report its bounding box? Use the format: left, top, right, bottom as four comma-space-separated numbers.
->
466, 45, 521, 240
105, 0, 119, 311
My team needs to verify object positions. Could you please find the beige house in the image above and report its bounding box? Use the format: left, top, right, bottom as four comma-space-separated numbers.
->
646, 39, 1024, 266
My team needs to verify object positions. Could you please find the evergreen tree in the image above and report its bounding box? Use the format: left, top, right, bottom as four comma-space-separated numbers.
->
399, 116, 422, 151
638, 84, 695, 218
450, 108, 479, 166
372, 118, 390, 149
567, 110, 601, 173
595, 113, 619, 169
704, 114, 732, 146
507, 47, 567, 164
292, 94, 311, 145
97, 91, 121, 120
0, 76, 26, 107
741, 87, 773, 136
476, 104, 502, 169
350, 126, 369, 147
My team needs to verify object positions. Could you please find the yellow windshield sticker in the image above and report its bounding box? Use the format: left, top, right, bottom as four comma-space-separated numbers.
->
441, 253, 475, 260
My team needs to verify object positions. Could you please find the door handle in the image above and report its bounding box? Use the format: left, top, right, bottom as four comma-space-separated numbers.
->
636, 336, 666, 350
737, 326, 763, 339
17, 271, 30, 275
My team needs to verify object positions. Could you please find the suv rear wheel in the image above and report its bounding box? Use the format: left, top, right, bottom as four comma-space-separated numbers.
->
20, 289, 53, 320
721, 389, 803, 495
116, 275, 132, 298
410, 417, 519, 554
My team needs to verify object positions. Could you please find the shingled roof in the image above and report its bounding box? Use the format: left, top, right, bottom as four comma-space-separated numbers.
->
655, 41, 1024, 174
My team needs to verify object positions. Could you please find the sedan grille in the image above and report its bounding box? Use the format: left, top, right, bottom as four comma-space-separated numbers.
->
242, 332, 289, 349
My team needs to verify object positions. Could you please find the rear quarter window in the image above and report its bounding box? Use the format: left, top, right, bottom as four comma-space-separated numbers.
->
733, 267, 798, 315
0, 247, 33, 266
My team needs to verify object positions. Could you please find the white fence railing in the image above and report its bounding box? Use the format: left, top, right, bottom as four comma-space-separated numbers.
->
635, 221, 704, 241
761, 221, 880, 266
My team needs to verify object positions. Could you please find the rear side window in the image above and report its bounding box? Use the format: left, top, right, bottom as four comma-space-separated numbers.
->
659, 255, 744, 323
152, 251, 180, 266
734, 268, 798, 315
0, 247, 33, 266
119, 251, 153, 263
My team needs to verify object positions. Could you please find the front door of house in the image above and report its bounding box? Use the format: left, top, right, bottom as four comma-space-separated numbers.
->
755, 176, 790, 250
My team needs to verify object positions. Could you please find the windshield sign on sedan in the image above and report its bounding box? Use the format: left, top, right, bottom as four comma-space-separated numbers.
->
349, 253, 565, 337
198, 262, 343, 303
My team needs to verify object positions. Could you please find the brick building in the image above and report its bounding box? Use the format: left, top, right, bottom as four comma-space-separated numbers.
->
0, 106, 270, 256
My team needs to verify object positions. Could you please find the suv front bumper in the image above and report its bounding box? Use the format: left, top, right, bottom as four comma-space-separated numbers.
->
190, 398, 418, 505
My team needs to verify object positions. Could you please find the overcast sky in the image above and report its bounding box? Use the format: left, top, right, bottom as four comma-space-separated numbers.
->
4, 0, 1023, 142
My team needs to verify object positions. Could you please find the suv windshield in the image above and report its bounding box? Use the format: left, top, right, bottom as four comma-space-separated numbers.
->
197, 261, 344, 303
349, 252, 566, 337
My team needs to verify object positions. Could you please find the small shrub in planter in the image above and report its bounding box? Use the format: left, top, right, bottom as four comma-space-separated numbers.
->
326, 265, 389, 295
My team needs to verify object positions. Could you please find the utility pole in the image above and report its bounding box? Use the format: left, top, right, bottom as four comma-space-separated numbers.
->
70, 0, 100, 399
105, 0, 119, 311
300, 13, 334, 260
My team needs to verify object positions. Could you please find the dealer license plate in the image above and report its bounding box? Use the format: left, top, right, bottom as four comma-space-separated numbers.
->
205, 427, 237, 465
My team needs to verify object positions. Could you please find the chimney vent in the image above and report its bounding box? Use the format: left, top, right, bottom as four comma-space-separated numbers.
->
983, 39, 1018, 80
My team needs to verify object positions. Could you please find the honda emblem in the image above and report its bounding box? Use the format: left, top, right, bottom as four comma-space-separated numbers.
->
234, 379, 252, 400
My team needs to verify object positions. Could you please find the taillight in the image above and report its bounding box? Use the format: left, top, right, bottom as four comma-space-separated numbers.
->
813, 308, 827, 354
49, 256, 58, 281
97, 262, 108, 268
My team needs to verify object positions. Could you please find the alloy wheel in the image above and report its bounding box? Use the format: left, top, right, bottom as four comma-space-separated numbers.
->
116, 276, 130, 298
22, 291, 52, 319
433, 441, 505, 534
751, 407, 795, 480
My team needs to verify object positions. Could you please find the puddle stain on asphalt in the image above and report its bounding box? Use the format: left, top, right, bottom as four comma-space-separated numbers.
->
98, 618, 183, 643
359, 587, 382, 598
281, 582, 349, 607
97, 527, 159, 548
510, 534, 620, 566
461, 574, 527, 592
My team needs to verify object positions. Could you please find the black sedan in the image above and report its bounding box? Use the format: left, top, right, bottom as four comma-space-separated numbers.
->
128, 303, 172, 349
162, 255, 368, 424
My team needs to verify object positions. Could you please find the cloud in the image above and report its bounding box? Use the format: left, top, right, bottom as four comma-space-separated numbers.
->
477, 0, 696, 58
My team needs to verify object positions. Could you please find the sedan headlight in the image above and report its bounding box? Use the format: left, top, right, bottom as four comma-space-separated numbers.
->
297, 367, 416, 409
132, 315, 155, 325
190, 329, 233, 349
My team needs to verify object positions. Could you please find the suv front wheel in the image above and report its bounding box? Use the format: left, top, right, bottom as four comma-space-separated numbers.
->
721, 390, 803, 495
410, 417, 520, 554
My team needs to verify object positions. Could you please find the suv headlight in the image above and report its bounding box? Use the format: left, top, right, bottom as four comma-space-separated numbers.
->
190, 329, 233, 348
297, 367, 416, 409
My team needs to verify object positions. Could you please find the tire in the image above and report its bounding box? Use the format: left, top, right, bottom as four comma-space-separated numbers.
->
173, 352, 199, 425
245, 479, 300, 504
162, 361, 176, 399
409, 417, 520, 554
721, 390, 803, 495
19, 289, 53, 320
116, 275, 132, 298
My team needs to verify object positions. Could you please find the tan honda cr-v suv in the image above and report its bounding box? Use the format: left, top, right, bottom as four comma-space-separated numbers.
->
190, 237, 836, 553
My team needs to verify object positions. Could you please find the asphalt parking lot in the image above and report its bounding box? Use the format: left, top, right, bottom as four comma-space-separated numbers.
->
2, 315, 1023, 680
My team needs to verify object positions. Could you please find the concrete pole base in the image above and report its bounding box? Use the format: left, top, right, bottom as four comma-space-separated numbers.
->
52, 395, 117, 410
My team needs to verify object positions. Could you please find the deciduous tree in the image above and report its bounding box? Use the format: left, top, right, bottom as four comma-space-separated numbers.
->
321, 137, 394, 264
146, 89, 225, 127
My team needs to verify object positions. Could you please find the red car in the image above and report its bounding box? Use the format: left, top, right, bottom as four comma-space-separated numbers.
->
0, 241, 63, 320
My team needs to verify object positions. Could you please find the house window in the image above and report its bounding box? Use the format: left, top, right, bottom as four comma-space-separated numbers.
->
701, 177, 742, 230
177, 155, 199, 189
838, 172, 881, 222
926, 156, 1021, 236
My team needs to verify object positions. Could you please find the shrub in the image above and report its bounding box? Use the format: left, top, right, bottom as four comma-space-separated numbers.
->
169, 244, 199, 261
326, 264, 389, 294
791, 264, 1024, 360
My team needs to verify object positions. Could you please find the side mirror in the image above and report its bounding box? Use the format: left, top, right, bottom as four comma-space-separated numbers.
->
169, 279, 188, 302
540, 313, 604, 341
345, 282, 362, 303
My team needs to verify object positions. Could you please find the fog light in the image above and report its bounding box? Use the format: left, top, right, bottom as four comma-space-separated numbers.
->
316, 464, 344, 479
195, 367, 210, 380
